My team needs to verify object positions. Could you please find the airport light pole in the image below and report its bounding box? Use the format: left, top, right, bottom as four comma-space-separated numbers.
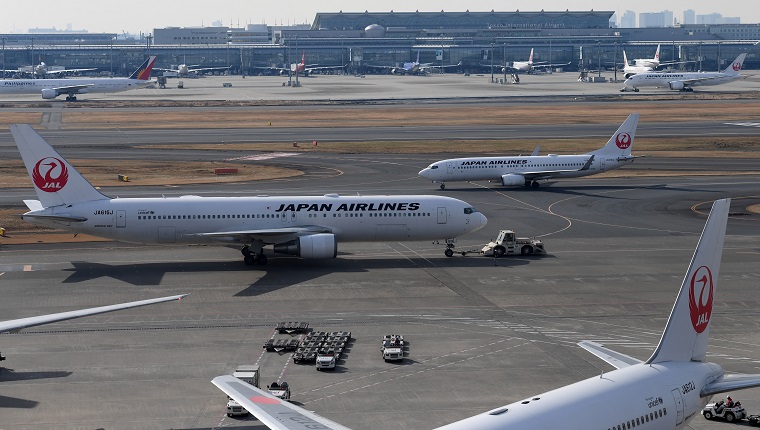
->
1, 37, 5, 80
597, 41, 602, 79
502, 43, 507, 83
490, 42, 494, 82
698, 42, 703, 71
613, 41, 617, 82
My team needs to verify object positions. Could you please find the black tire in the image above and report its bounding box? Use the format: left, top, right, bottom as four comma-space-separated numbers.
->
493, 247, 506, 258
244, 255, 255, 265
227, 413, 232, 417
521, 245, 533, 256
256, 253, 268, 265
531, 181, 540, 189
704, 411, 713, 420
440, 183, 446, 190
634, 88, 640, 92
444, 248, 454, 257
726, 412, 735, 423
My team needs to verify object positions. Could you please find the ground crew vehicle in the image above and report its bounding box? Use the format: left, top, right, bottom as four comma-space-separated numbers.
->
382, 334, 405, 362
479, 230, 545, 257
226, 365, 260, 417
703, 400, 746, 422
267, 381, 291, 400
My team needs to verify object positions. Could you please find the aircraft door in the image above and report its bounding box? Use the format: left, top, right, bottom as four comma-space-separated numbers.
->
437, 207, 447, 224
446, 162, 453, 177
116, 210, 126, 228
670, 388, 684, 425
280, 211, 296, 223
599, 157, 606, 171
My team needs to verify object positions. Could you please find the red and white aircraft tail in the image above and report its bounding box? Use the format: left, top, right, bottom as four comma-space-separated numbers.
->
587, 113, 639, 157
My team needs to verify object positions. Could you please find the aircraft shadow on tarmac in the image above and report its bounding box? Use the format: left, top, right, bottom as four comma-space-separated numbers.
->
448, 182, 718, 197
56, 254, 531, 294
0, 394, 39, 409
0, 368, 73, 384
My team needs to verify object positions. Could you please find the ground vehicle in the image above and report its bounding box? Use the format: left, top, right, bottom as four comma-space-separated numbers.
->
479, 229, 545, 257
267, 381, 291, 400
226, 365, 260, 417
703, 400, 746, 422
316, 350, 337, 370
382, 334, 405, 362
293, 331, 351, 370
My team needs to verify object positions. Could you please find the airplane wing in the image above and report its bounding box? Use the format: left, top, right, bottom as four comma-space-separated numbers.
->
190, 226, 331, 242
701, 374, 760, 397
578, 341, 643, 370
188, 66, 231, 73
50, 83, 95, 96
0, 294, 187, 334
305, 65, 346, 73
212, 375, 352, 430
520, 155, 594, 179
44, 68, 97, 76
531, 61, 572, 69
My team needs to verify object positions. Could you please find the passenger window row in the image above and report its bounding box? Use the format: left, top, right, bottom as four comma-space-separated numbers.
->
136, 212, 432, 220
610, 407, 666, 430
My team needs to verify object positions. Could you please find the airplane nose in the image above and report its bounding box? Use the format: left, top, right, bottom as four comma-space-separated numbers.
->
474, 212, 488, 231
418, 168, 430, 178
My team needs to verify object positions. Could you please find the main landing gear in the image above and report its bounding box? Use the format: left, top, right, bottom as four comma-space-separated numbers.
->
65, 95, 78, 101
242, 245, 268, 266
525, 180, 540, 189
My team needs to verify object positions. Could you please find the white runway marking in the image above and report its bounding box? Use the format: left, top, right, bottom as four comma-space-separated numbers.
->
225, 152, 300, 161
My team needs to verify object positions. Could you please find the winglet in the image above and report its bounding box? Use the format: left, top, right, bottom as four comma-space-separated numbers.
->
646, 199, 729, 364
10, 124, 108, 208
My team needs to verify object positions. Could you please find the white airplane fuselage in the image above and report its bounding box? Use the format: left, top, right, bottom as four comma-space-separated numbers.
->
26, 195, 486, 245
439, 361, 720, 430
419, 154, 633, 184
625, 72, 739, 90
0, 77, 152, 95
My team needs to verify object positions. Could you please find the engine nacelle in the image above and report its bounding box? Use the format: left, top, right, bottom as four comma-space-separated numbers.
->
668, 81, 685, 91
273, 233, 337, 259
41, 89, 58, 99
501, 173, 526, 187
624, 73, 636, 79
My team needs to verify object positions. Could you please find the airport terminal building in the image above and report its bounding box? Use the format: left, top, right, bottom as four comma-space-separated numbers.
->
0, 10, 756, 77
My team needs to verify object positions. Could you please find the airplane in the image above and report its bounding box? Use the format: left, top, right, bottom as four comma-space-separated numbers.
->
2, 62, 97, 79
367, 50, 461, 75
0, 56, 156, 101
508, 48, 570, 74
1, 294, 186, 361
418, 113, 639, 189
623, 53, 747, 92
622, 50, 654, 79
10, 124, 487, 264
155, 63, 230, 77
631, 44, 689, 69
253, 52, 346, 76
213, 198, 760, 430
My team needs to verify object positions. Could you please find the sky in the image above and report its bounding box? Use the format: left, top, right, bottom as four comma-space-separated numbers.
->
1, 1, 756, 35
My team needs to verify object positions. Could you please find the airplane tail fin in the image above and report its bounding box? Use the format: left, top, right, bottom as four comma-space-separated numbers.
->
416, 49, 420, 64
528, 48, 534, 63
723, 53, 747, 76
10, 124, 108, 208
129, 55, 157, 80
301, 51, 305, 66
654, 44, 660, 61
623, 50, 629, 66
646, 199, 729, 364
588, 113, 639, 157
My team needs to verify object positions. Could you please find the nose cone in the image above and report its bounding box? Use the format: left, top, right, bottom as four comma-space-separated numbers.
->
624, 77, 634, 87
418, 168, 432, 179
470, 212, 488, 232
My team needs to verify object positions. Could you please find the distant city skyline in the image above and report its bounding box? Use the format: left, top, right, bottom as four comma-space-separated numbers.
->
1, 1, 756, 35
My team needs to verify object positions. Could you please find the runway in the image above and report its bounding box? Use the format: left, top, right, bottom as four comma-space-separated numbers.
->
3, 88, 760, 429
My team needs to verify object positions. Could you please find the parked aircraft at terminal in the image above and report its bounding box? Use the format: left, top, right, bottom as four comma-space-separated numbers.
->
631, 44, 689, 69
214, 198, 760, 430
622, 50, 654, 79
623, 53, 746, 92
0, 56, 156, 101
2, 62, 97, 79
155, 63, 230, 77
419, 113, 639, 189
509, 48, 570, 73
1, 294, 186, 362
10, 125, 486, 265
253, 52, 345, 76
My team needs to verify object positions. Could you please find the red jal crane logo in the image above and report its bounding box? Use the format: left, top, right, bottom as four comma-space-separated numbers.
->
732, 62, 742, 71
32, 157, 69, 192
615, 132, 632, 149
688, 266, 713, 334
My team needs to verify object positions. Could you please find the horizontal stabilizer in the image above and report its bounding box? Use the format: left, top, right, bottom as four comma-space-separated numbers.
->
212, 375, 352, 430
22, 213, 88, 223
578, 341, 643, 369
23, 200, 44, 211
701, 374, 760, 397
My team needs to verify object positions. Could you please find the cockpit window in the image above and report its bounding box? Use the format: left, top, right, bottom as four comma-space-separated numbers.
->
430, 165, 439, 169
464, 207, 478, 214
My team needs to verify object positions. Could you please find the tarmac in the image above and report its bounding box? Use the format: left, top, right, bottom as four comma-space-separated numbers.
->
1, 74, 760, 430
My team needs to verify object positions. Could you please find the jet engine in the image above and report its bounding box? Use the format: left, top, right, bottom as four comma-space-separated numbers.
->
501, 173, 526, 187
668, 81, 685, 91
41, 89, 58, 99
273, 233, 337, 259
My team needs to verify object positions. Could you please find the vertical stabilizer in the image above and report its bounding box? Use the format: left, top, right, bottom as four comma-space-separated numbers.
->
723, 53, 747, 76
10, 124, 108, 208
128, 56, 157, 80
654, 44, 661, 61
588, 113, 639, 157
623, 50, 629, 66
646, 199, 729, 364
528, 48, 534, 64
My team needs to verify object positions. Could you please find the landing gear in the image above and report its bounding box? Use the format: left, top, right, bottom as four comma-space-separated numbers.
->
439, 183, 446, 190
531, 181, 540, 189
65, 95, 77, 101
444, 243, 455, 257
242, 245, 267, 266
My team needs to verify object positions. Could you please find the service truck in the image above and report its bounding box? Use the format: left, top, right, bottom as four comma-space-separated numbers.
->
479, 230, 545, 257
381, 334, 405, 362
226, 365, 260, 417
